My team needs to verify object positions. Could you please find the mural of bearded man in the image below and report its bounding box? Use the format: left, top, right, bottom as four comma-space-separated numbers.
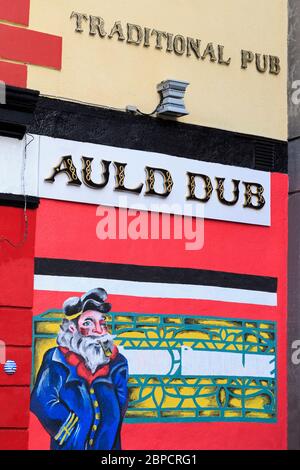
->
30, 288, 129, 450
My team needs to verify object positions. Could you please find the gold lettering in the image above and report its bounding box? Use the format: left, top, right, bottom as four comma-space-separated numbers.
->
45, 156, 82, 186
241, 49, 254, 69
218, 45, 231, 66
187, 37, 201, 59
81, 158, 111, 189
216, 178, 240, 206
145, 167, 174, 198
166, 33, 174, 53
269, 55, 281, 75
187, 173, 213, 203
69, 13, 281, 78
202, 43, 217, 62
89, 15, 106, 37
108, 21, 125, 41
255, 53, 268, 73
127, 23, 143, 45
70, 11, 88, 33
114, 162, 144, 194
173, 35, 186, 56
144, 27, 151, 47
243, 182, 266, 210
151, 29, 167, 50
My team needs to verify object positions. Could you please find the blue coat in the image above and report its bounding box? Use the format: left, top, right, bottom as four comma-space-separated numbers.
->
31, 347, 128, 450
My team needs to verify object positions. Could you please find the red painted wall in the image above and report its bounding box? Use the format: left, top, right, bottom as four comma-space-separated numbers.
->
0, 0, 288, 453
0, 23, 62, 70
0, 207, 36, 450
0, 1, 62, 88
0, 0, 30, 26
28, 172, 288, 450
0, 61, 27, 88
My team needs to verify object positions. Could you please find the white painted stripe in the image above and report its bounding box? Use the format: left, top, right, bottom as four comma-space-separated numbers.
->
0, 135, 39, 197
119, 347, 275, 378
119, 348, 174, 376
34, 275, 278, 306
181, 348, 275, 379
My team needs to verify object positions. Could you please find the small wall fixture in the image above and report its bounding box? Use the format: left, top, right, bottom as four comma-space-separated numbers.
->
126, 79, 190, 118
3, 360, 17, 375
156, 79, 189, 118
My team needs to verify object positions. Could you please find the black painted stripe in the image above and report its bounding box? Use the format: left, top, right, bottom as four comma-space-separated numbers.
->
0, 193, 40, 209
0, 86, 40, 140
34, 258, 277, 293
28, 97, 288, 173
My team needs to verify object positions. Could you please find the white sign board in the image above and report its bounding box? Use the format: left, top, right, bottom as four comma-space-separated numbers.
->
0, 135, 271, 226
38, 136, 270, 226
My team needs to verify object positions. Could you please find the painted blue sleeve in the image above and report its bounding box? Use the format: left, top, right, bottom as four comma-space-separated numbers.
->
30, 351, 76, 442
112, 356, 129, 419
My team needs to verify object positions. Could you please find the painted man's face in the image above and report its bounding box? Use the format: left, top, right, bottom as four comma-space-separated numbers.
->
77, 310, 108, 337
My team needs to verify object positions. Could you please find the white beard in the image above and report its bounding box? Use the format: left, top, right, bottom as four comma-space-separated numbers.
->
57, 325, 115, 374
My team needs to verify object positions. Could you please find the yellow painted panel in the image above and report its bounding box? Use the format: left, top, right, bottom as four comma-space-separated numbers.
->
199, 410, 220, 417
35, 322, 61, 335
195, 397, 218, 408
245, 395, 271, 409
162, 411, 196, 418
175, 331, 210, 340
126, 411, 157, 418
161, 397, 181, 409
245, 412, 273, 419
28, 0, 287, 139
224, 411, 242, 418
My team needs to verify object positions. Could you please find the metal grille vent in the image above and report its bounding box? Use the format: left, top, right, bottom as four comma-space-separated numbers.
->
255, 141, 275, 171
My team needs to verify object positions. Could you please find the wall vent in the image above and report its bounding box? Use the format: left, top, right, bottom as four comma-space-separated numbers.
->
255, 141, 275, 171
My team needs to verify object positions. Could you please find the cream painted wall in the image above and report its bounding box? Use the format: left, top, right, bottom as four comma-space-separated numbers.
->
27, 0, 288, 140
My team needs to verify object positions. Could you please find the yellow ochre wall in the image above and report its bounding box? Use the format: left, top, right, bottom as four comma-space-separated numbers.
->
28, 0, 288, 140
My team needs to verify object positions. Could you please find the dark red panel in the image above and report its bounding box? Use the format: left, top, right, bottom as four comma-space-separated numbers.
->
28, 413, 49, 450
121, 421, 285, 450
0, 308, 32, 346
0, 430, 28, 450
0, 61, 27, 87
33, 290, 277, 321
0, 0, 30, 26
0, 347, 31, 386
0, 23, 62, 70
0, 387, 30, 428
0, 207, 36, 308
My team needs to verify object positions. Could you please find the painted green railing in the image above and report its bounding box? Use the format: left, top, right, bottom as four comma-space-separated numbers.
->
32, 311, 277, 423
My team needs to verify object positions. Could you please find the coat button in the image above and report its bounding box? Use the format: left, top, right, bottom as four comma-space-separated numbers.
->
93, 400, 99, 408
90, 388, 95, 394
93, 425, 97, 431
89, 439, 94, 446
